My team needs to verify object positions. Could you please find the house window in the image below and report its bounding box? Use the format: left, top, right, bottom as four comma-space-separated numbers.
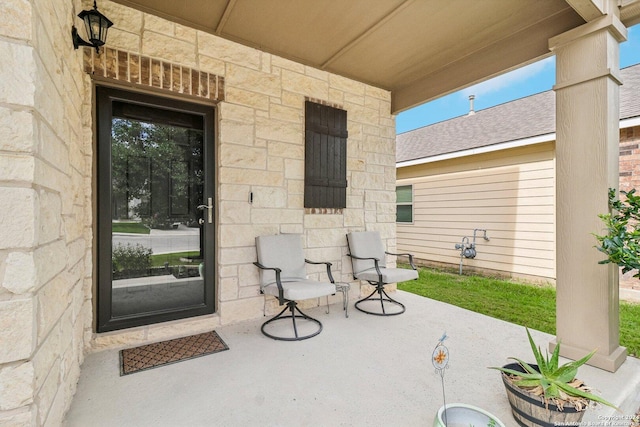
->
304, 101, 348, 209
396, 185, 413, 223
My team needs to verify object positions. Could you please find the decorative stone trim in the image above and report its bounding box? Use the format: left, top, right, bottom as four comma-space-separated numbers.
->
82, 47, 225, 102
305, 96, 343, 110
305, 208, 343, 215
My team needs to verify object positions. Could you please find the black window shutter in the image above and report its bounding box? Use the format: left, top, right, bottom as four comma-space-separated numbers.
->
304, 101, 348, 208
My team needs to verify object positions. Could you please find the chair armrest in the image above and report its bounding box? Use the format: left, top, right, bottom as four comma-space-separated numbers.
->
253, 262, 284, 304
385, 251, 417, 270
305, 259, 335, 283
346, 253, 383, 283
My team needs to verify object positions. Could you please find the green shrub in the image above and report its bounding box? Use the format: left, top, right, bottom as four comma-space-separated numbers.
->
595, 188, 640, 278
112, 243, 153, 272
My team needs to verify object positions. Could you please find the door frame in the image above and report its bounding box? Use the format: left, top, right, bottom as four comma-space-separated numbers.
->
95, 85, 216, 332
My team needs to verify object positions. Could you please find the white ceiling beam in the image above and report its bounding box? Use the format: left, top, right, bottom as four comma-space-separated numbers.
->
215, 0, 236, 35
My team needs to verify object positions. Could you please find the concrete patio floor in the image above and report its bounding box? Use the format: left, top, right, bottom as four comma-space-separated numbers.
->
64, 291, 640, 427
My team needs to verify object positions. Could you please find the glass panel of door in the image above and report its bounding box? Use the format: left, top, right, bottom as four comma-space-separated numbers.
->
97, 87, 215, 332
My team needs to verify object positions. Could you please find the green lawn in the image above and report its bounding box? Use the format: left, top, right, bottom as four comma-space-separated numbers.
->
112, 222, 150, 234
398, 267, 640, 358
150, 251, 201, 267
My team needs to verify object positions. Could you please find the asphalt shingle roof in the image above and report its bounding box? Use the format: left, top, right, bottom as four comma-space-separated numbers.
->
397, 63, 640, 163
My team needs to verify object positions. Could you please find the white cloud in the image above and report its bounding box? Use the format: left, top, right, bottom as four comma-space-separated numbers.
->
461, 56, 555, 97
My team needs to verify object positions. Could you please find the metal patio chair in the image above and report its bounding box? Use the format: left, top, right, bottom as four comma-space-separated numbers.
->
254, 234, 337, 341
346, 231, 418, 316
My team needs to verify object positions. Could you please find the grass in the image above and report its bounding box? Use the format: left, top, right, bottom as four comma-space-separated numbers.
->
150, 251, 200, 267
112, 222, 150, 234
398, 267, 640, 358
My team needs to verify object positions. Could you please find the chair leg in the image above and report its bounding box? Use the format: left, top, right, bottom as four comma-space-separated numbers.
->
354, 284, 405, 316
261, 300, 323, 341
343, 287, 349, 318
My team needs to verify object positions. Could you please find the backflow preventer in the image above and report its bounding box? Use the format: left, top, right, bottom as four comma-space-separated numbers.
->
454, 229, 490, 274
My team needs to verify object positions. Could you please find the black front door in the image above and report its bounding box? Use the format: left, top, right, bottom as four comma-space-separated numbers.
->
96, 86, 215, 332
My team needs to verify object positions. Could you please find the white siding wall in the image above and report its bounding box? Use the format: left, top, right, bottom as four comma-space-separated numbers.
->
397, 143, 555, 281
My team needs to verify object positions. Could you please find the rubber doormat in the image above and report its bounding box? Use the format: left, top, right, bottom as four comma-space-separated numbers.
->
120, 331, 229, 375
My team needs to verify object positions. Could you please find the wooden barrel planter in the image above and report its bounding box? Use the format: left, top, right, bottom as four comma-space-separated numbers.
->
500, 363, 586, 427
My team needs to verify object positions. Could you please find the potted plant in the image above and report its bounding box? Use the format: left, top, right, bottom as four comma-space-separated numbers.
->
490, 328, 618, 427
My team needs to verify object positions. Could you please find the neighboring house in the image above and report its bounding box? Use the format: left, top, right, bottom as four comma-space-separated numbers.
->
396, 63, 640, 282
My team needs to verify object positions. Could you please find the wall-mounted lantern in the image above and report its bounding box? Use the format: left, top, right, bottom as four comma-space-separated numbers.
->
71, 1, 113, 53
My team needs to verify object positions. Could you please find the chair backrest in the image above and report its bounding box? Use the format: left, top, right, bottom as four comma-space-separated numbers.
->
255, 234, 306, 287
347, 231, 386, 275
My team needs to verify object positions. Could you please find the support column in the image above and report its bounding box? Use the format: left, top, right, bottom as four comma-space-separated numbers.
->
549, 9, 627, 372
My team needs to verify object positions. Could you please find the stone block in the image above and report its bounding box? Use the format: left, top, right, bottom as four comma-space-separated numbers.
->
198, 32, 261, 70
287, 179, 304, 195
219, 201, 251, 225
225, 87, 270, 111
91, 328, 147, 352
34, 240, 66, 290
330, 74, 366, 96
219, 145, 266, 170
2, 252, 36, 295
219, 167, 283, 187
142, 31, 196, 68
269, 104, 301, 123
218, 247, 257, 266
0, 188, 35, 249
303, 214, 343, 229
251, 186, 287, 208
256, 116, 301, 144
37, 274, 74, 341
106, 28, 141, 53
0, 108, 34, 152
0, 0, 32, 41
144, 13, 174, 35
219, 297, 263, 325
267, 141, 304, 159
271, 56, 305, 73
218, 103, 254, 123
219, 184, 251, 202
238, 285, 260, 299
219, 224, 277, 248
306, 228, 347, 248
238, 263, 259, 287
145, 316, 220, 343
219, 277, 239, 301
281, 69, 328, 99
227, 64, 280, 97
101, 2, 143, 33
219, 120, 255, 146
0, 410, 33, 426
36, 361, 59, 424
251, 208, 303, 225
284, 158, 304, 180
0, 362, 34, 411
0, 298, 33, 364
37, 190, 61, 245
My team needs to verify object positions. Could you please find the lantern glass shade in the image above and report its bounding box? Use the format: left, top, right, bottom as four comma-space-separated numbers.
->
78, 6, 113, 48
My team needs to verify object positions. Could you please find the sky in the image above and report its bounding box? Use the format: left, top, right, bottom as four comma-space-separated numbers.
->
396, 24, 640, 134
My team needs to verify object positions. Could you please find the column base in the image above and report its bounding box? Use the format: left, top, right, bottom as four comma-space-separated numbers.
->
550, 339, 627, 372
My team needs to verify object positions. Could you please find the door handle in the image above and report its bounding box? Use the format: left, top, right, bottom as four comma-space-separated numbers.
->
197, 197, 213, 223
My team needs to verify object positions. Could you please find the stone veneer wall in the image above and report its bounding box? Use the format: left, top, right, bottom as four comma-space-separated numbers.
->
1, 1, 396, 425
0, 0, 93, 425
619, 125, 640, 193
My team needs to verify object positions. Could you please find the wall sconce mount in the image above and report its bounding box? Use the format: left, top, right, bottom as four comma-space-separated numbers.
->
72, 1, 113, 53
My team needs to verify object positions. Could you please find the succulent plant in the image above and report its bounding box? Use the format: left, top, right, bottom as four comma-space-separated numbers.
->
491, 328, 618, 411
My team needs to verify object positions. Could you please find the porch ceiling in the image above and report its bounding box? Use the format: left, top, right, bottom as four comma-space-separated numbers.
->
111, 0, 640, 113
